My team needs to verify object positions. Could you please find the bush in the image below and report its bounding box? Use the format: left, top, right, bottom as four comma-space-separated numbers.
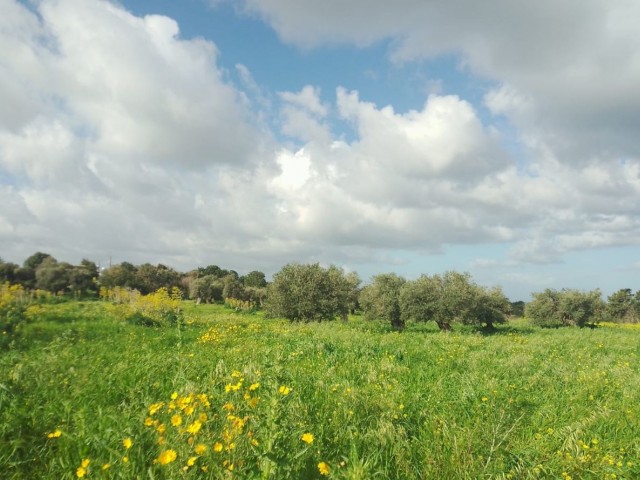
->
398, 272, 509, 331
526, 288, 604, 327
265, 263, 353, 322
100, 286, 184, 327
360, 273, 406, 329
1, 282, 28, 340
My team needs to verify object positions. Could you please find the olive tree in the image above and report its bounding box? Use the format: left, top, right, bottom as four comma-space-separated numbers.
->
526, 288, 604, 327
360, 273, 406, 330
469, 285, 511, 329
606, 289, 639, 323
35, 257, 73, 293
242, 270, 267, 288
399, 271, 504, 331
189, 275, 224, 303
265, 263, 352, 322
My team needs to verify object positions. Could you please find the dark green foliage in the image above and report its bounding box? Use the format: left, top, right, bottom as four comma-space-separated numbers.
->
14, 267, 36, 289
222, 274, 246, 299
242, 270, 267, 288
606, 289, 639, 323
471, 286, 511, 329
99, 261, 138, 289
398, 271, 508, 331
510, 300, 525, 317
0, 260, 18, 283
35, 257, 73, 293
360, 273, 406, 330
99, 262, 181, 294
265, 263, 353, 322
197, 264, 230, 278
67, 260, 99, 297
134, 263, 181, 294
526, 288, 604, 327
23, 251, 54, 270
189, 275, 224, 303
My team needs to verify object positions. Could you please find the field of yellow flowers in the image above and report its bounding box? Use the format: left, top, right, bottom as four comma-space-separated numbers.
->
1, 293, 639, 479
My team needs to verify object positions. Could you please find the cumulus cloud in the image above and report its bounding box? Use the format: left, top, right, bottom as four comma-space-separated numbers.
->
2, 0, 640, 285
225, 0, 640, 263
0, 0, 275, 267
232, 0, 640, 164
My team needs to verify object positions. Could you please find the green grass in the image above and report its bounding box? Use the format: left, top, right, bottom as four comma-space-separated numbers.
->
1, 302, 638, 479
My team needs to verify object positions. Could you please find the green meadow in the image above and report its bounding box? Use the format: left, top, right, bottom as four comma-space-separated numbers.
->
1, 301, 638, 479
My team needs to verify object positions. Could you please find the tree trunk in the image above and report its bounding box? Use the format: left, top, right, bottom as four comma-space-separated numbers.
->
391, 316, 405, 331
436, 321, 452, 332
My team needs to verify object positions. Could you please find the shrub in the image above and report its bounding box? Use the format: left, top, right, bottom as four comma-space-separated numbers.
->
526, 288, 604, 327
265, 263, 353, 322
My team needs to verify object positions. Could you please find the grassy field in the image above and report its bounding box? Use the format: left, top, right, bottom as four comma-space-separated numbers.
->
1, 301, 638, 479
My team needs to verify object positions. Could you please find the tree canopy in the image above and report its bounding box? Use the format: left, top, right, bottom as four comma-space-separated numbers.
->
265, 263, 355, 322
525, 288, 604, 327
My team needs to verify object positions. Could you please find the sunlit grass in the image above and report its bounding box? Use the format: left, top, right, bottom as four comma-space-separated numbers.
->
1, 302, 638, 478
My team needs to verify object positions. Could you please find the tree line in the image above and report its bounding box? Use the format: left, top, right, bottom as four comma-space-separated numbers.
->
1, 253, 638, 328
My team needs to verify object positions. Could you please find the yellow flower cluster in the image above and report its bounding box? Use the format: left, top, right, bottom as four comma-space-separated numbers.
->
140, 371, 335, 476
100, 286, 183, 326
76, 459, 90, 478
225, 297, 256, 312
0, 282, 26, 309
197, 323, 264, 345
145, 386, 258, 473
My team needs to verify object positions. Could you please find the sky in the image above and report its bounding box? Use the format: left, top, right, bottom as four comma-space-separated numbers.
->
1, 0, 639, 300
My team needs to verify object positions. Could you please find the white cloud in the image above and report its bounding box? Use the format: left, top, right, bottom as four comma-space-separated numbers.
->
278, 85, 331, 144
2, 0, 640, 287
235, 0, 640, 165
0, 0, 276, 267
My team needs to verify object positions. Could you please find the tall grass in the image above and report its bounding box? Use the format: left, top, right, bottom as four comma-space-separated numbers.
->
0, 302, 638, 479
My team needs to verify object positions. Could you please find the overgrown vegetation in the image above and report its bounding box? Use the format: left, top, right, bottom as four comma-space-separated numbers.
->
0, 301, 638, 479
3, 253, 640, 329
525, 289, 605, 328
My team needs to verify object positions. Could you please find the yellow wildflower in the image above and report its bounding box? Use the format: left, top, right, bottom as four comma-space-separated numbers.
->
213, 442, 223, 452
149, 402, 164, 415
249, 382, 260, 391
171, 414, 182, 427
157, 449, 177, 465
122, 456, 129, 463
102, 464, 110, 470
76, 459, 90, 478
197, 393, 210, 407
301, 433, 314, 444
194, 443, 207, 455
186, 420, 202, 435
187, 456, 197, 467
123, 437, 133, 449
47, 430, 62, 438
279, 385, 291, 395
318, 462, 331, 476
